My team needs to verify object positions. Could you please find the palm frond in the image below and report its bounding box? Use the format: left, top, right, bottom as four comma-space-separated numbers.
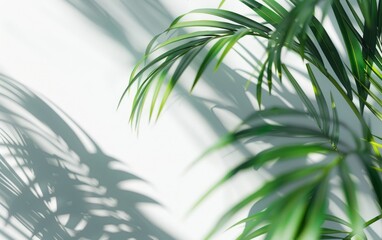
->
123, 0, 382, 239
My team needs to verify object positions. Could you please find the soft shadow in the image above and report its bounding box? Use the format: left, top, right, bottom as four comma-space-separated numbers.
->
0, 74, 175, 239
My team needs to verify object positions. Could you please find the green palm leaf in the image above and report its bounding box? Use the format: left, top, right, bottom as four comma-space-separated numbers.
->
124, 0, 382, 239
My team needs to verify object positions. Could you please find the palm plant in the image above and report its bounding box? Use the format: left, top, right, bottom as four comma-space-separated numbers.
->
121, 0, 382, 239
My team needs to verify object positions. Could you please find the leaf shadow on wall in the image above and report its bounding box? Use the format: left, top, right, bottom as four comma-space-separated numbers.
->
0, 74, 175, 240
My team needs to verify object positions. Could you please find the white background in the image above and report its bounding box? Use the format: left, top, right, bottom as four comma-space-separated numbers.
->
0, 0, 381, 239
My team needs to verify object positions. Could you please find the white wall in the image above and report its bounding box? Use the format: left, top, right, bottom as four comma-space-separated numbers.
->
0, 0, 262, 239
0, 0, 381, 239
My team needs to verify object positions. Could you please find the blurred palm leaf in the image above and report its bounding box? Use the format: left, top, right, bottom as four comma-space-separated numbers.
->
193, 88, 380, 239
122, 0, 382, 239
